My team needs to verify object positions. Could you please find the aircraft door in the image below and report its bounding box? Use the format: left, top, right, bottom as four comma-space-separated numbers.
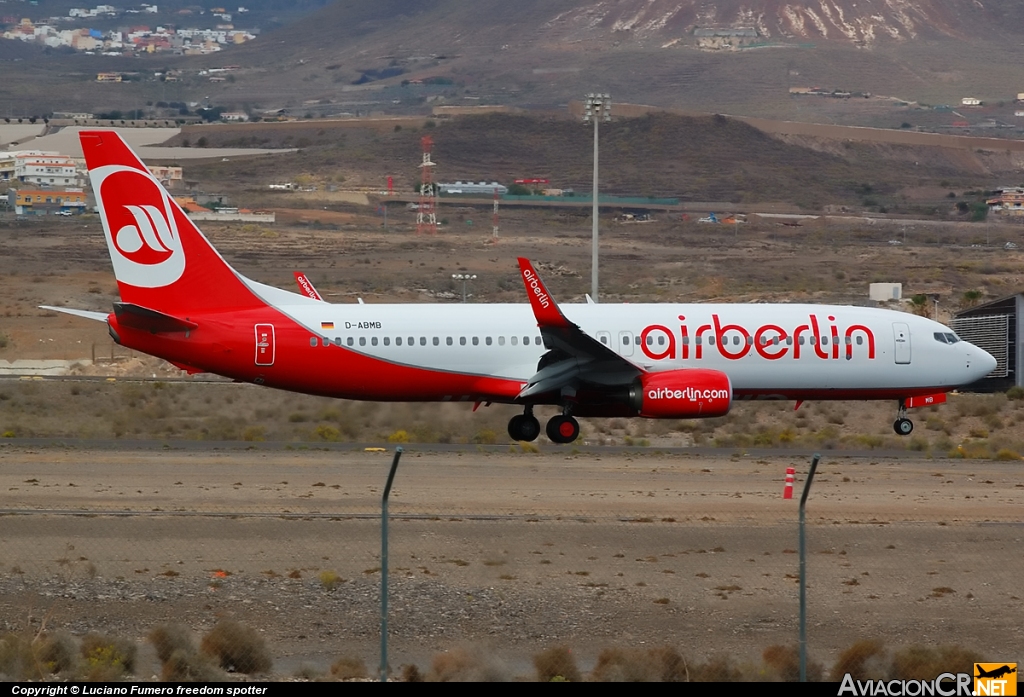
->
255, 323, 275, 366
619, 331, 634, 356
893, 322, 911, 364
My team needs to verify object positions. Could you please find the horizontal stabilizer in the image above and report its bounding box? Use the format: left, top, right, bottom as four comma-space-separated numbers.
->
39, 305, 108, 322
113, 302, 198, 333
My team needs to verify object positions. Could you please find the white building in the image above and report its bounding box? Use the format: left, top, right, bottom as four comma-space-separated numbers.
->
961, 97, 982, 107
14, 153, 80, 187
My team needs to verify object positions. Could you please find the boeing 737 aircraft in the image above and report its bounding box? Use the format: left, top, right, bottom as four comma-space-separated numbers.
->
45, 131, 997, 444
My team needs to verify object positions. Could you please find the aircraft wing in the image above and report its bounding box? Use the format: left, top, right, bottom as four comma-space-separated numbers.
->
516, 258, 643, 400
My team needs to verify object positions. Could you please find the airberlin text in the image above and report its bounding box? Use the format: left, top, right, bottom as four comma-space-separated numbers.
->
522, 269, 551, 309
838, 672, 972, 696
649, 386, 729, 402
640, 314, 876, 363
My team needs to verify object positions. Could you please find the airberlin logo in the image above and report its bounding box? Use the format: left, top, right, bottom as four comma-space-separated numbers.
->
649, 387, 729, 401
639, 314, 877, 363
93, 165, 185, 288
522, 268, 551, 309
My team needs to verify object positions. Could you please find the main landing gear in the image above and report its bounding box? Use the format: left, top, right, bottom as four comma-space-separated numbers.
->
893, 401, 914, 436
507, 407, 581, 444
508, 407, 541, 442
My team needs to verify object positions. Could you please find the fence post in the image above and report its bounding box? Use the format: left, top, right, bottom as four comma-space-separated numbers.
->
380, 446, 403, 682
799, 452, 821, 683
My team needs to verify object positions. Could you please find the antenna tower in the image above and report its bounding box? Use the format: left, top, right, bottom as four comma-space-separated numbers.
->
416, 135, 437, 235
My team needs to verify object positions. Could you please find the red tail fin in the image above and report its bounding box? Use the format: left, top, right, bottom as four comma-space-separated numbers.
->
80, 130, 263, 315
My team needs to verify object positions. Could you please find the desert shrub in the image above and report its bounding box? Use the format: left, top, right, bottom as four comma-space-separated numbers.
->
0, 632, 78, 679
318, 570, 344, 590
330, 656, 367, 680
313, 424, 341, 442
761, 644, 822, 682
691, 654, 744, 682
401, 664, 424, 681
533, 645, 581, 682
994, 448, 1021, 460
79, 632, 136, 679
593, 646, 663, 679
472, 428, 498, 444
890, 645, 982, 681
387, 429, 409, 443
1006, 386, 1024, 401
200, 619, 272, 675
242, 426, 266, 442
830, 640, 888, 681
427, 647, 508, 682
149, 624, 224, 681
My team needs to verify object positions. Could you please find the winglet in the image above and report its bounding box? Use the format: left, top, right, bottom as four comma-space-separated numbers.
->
517, 257, 572, 329
293, 272, 324, 301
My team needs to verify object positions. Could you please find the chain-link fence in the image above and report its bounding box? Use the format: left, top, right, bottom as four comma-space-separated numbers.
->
0, 443, 1020, 681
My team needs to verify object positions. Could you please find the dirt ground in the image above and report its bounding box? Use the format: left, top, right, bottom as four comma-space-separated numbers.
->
0, 444, 1020, 678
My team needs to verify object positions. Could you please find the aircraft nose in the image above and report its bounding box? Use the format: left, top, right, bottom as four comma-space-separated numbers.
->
970, 344, 997, 379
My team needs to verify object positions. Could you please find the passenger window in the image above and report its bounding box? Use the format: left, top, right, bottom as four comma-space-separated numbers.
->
600, 335, 608, 345
396, 337, 402, 346
845, 336, 851, 345
856, 336, 864, 345
646, 336, 653, 346
322, 337, 329, 347
733, 336, 740, 346
708, 336, 715, 345
309, 337, 317, 347
420, 337, 427, 346
511, 336, 518, 346
334, 337, 341, 346
498, 336, 505, 346
523, 336, 530, 345
433, 337, 440, 346
745, 336, 753, 346
446, 337, 453, 346
460, 337, 467, 346
535, 337, 542, 345
472, 337, 479, 346
695, 337, 702, 345
485, 337, 492, 346
347, 337, 354, 347
682, 336, 689, 345
371, 337, 378, 346
786, 337, 792, 345
798, 337, 805, 345
383, 337, 390, 346
657, 336, 665, 346
359, 337, 366, 346
408, 337, 414, 345
821, 336, 828, 346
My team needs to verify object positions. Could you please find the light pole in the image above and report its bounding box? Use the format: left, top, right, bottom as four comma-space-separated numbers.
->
452, 273, 476, 303
583, 93, 611, 303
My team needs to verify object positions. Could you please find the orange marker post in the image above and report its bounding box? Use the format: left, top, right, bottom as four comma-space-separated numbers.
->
783, 466, 795, 499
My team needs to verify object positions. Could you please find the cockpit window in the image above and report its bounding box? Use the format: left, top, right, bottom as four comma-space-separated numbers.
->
934, 332, 961, 345
945, 333, 960, 344
934, 332, 948, 344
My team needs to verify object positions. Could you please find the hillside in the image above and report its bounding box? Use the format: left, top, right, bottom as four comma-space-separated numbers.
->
177, 111, 979, 211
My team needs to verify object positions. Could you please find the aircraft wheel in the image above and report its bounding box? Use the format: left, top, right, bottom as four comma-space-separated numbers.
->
893, 418, 914, 436
508, 414, 540, 442
546, 415, 580, 444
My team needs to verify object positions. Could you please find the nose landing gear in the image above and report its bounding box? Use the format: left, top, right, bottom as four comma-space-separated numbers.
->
893, 400, 914, 436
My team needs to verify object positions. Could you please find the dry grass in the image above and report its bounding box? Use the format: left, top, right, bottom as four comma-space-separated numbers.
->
426, 647, 509, 682
79, 632, 136, 680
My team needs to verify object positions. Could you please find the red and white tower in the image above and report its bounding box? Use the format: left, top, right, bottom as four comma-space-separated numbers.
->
492, 186, 499, 239
416, 135, 437, 235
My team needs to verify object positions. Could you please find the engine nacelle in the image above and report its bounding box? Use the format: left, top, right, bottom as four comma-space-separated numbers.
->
628, 369, 733, 419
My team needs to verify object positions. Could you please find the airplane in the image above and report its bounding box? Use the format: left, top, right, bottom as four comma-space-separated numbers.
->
43, 130, 998, 444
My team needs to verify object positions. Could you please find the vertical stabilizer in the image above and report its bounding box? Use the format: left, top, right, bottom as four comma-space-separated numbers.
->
80, 130, 263, 315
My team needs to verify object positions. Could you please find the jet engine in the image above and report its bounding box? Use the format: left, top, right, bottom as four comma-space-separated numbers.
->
628, 369, 732, 418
